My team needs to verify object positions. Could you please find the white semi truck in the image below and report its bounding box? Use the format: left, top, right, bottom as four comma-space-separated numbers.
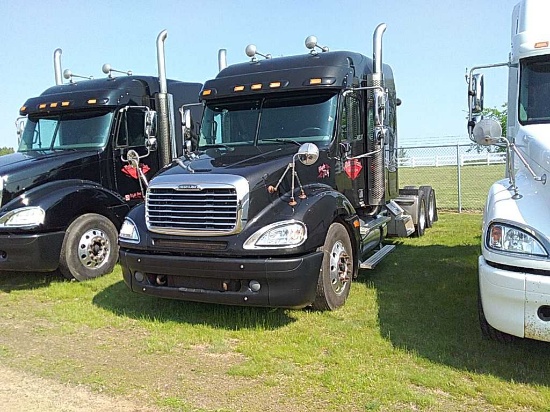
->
467, 0, 550, 342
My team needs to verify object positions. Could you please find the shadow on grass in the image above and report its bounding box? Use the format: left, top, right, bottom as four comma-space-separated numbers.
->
93, 280, 295, 331
0, 270, 66, 292
361, 242, 550, 387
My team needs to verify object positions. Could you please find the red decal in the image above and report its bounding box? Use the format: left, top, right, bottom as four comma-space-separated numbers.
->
121, 164, 151, 179
124, 192, 144, 201
344, 159, 362, 180
318, 163, 330, 179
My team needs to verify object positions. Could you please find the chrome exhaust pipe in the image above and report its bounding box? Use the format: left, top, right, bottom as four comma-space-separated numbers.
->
156, 30, 168, 94
373, 23, 387, 77
218, 49, 227, 72
54, 48, 63, 85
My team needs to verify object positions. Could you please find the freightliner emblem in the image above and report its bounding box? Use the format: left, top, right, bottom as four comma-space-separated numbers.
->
176, 184, 202, 191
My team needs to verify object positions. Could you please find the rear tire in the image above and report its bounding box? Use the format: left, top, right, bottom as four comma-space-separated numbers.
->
414, 193, 426, 237
420, 185, 437, 228
312, 222, 353, 311
59, 214, 119, 281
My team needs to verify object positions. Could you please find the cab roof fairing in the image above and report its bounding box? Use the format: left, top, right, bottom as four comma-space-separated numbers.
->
199, 51, 396, 100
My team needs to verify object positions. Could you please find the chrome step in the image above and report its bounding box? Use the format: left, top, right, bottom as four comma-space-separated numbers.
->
360, 244, 395, 270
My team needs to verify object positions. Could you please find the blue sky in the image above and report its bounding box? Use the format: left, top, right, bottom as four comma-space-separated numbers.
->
0, 0, 519, 149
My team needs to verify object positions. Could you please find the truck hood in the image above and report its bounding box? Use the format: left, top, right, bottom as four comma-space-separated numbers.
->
0, 149, 100, 206
159, 145, 302, 186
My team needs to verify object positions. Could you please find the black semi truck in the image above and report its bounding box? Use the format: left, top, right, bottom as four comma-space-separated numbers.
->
0, 31, 202, 281
119, 24, 437, 310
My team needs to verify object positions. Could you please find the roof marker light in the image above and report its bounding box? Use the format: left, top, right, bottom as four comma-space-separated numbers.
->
309, 78, 322, 85
234, 85, 245, 92
39, 103, 47, 109
50, 102, 58, 108
20, 106, 26, 112
62, 101, 70, 107
251, 83, 262, 90
269, 81, 281, 88
87, 99, 97, 104
535, 41, 549, 49
202, 89, 212, 96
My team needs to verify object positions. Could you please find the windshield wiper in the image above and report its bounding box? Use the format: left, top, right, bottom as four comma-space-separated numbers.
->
200, 143, 233, 151
259, 138, 300, 146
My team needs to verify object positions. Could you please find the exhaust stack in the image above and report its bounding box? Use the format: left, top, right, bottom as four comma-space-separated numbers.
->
372, 23, 387, 78
54, 48, 63, 85
218, 49, 227, 72
155, 30, 175, 165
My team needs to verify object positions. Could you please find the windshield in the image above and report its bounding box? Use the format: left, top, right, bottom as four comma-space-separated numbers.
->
519, 57, 550, 124
18, 110, 114, 152
199, 94, 338, 148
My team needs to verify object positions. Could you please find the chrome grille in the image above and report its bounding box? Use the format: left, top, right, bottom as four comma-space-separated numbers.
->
145, 174, 250, 236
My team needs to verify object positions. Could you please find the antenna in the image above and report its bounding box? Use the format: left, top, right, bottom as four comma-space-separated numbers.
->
102, 63, 133, 78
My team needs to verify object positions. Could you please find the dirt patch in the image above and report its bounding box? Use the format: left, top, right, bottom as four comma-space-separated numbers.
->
0, 364, 153, 412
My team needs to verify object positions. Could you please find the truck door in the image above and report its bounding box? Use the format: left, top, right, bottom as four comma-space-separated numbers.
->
113, 108, 160, 206
336, 92, 367, 207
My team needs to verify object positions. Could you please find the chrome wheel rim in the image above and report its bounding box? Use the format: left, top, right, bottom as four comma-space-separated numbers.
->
329, 240, 351, 295
78, 229, 111, 269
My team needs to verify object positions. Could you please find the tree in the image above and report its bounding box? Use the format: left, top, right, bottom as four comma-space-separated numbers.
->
0, 147, 14, 156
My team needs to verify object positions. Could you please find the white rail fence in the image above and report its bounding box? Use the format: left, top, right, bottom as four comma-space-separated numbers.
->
397, 151, 506, 168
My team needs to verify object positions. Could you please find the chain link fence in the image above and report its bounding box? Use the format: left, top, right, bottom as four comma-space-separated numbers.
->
397, 144, 507, 212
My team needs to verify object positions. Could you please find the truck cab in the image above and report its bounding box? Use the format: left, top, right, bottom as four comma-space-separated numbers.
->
0, 32, 202, 281
467, 0, 550, 342
119, 25, 436, 310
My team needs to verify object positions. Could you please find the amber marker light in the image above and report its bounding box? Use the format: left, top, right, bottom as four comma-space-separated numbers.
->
20, 106, 26, 112
39, 103, 47, 109
61, 101, 70, 107
535, 41, 549, 48
309, 78, 322, 85
202, 89, 213, 96
233, 85, 245, 92
87, 99, 97, 104
50, 102, 58, 108
269, 81, 281, 88
251, 83, 262, 90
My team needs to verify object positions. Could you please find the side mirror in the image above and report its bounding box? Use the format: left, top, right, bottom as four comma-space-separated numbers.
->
15, 117, 26, 142
296, 143, 319, 166
181, 108, 198, 152
472, 118, 502, 146
470, 73, 484, 114
144, 110, 157, 139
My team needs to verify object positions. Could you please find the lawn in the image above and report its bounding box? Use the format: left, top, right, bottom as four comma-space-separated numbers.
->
399, 164, 506, 211
0, 212, 549, 411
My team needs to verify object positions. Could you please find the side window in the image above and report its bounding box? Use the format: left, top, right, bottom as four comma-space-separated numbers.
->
339, 94, 362, 143
117, 110, 146, 147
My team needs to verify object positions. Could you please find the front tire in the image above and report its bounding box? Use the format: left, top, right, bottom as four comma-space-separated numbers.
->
478, 292, 515, 343
59, 213, 119, 281
312, 222, 353, 311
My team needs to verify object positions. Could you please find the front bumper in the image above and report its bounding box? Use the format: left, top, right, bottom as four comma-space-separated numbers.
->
0, 231, 65, 272
119, 249, 324, 308
479, 255, 550, 342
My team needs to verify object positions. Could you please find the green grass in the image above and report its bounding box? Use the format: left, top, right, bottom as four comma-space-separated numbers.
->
399, 164, 506, 211
1, 213, 550, 411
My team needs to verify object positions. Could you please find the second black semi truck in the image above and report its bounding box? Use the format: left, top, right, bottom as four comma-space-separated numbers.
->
119, 24, 437, 310
0, 31, 202, 281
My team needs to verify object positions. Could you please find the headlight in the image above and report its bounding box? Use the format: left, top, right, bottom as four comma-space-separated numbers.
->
0, 206, 45, 227
119, 218, 140, 243
243, 220, 307, 249
487, 223, 547, 256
